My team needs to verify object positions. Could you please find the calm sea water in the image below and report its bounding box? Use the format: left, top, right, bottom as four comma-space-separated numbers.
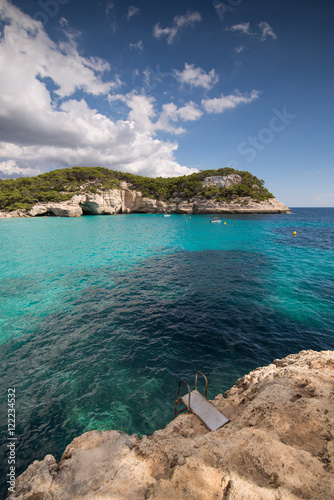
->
1, 208, 334, 496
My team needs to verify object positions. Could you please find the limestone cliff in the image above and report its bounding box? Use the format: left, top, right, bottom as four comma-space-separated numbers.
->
1, 188, 290, 218
0, 168, 292, 216
9, 350, 334, 499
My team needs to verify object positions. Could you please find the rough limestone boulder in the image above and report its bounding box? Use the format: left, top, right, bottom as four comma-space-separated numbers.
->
9, 350, 334, 499
80, 190, 123, 215
29, 203, 83, 217
1, 209, 29, 218
49, 203, 83, 217
122, 189, 169, 214
29, 205, 50, 217
28, 196, 85, 217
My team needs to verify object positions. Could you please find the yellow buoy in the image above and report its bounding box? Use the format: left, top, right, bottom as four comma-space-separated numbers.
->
293, 231, 296, 236
224, 222, 226, 225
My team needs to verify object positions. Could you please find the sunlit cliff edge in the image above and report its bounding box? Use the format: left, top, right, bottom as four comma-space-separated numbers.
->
0, 167, 291, 216
9, 350, 334, 499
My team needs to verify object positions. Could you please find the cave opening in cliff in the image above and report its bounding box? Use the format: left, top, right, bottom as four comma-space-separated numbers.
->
34, 210, 56, 217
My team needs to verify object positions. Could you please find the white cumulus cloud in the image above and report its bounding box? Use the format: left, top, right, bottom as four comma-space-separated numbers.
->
105, 2, 114, 16
0, 160, 41, 177
258, 22, 277, 41
175, 102, 203, 121
153, 11, 201, 44
129, 40, 144, 51
173, 63, 219, 90
227, 22, 252, 35
0, 0, 198, 179
226, 21, 277, 41
127, 5, 140, 20
155, 101, 203, 134
202, 90, 261, 114
109, 93, 203, 135
234, 45, 245, 54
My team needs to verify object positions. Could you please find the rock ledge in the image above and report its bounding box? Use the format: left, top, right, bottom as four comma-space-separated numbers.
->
8, 350, 334, 499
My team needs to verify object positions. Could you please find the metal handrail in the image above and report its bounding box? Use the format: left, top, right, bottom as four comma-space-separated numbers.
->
174, 379, 191, 418
194, 371, 208, 399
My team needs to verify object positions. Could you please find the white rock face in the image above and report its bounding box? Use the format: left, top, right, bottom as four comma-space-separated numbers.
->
203, 174, 242, 189
28, 198, 83, 217
29, 206, 50, 217
49, 204, 83, 217
9, 350, 334, 499
121, 189, 170, 213
192, 197, 290, 214
176, 202, 193, 214
81, 190, 123, 215
1, 209, 30, 218
10, 187, 291, 218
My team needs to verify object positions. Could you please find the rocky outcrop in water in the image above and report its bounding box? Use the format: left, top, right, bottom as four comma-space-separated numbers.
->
9, 350, 334, 499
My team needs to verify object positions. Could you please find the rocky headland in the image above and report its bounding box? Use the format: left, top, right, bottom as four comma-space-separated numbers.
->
0, 191, 290, 218
0, 175, 290, 218
9, 349, 334, 499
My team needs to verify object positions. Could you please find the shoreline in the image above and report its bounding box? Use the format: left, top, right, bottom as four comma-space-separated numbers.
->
0, 209, 291, 218
0, 186, 291, 218
0, 197, 291, 219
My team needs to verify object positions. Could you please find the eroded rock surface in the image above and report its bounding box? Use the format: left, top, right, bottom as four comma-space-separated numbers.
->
21, 192, 290, 217
1, 175, 291, 217
0, 174, 291, 217
203, 174, 242, 189
9, 350, 334, 499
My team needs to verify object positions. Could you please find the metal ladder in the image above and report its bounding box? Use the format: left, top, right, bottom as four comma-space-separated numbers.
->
174, 371, 229, 432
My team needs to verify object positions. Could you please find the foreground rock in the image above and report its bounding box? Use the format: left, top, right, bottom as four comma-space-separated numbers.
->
9, 350, 334, 499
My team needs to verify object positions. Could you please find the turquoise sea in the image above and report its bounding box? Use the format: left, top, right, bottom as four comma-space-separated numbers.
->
1, 208, 334, 496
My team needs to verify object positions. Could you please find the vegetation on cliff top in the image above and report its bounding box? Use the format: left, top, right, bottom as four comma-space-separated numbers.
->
0, 166, 273, 212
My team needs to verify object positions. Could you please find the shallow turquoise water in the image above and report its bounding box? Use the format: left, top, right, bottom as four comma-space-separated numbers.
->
0, 209, 334, 495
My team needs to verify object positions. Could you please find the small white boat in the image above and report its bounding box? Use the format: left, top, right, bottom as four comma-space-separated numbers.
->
163, 214, 171, 217
210, 217, 221, 223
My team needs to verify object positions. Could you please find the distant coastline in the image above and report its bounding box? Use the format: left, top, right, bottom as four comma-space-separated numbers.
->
0, 166, 291, 217
0, 193, 291, 218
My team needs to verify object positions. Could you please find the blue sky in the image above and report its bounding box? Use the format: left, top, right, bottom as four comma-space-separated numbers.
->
0, 0, 333, 206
